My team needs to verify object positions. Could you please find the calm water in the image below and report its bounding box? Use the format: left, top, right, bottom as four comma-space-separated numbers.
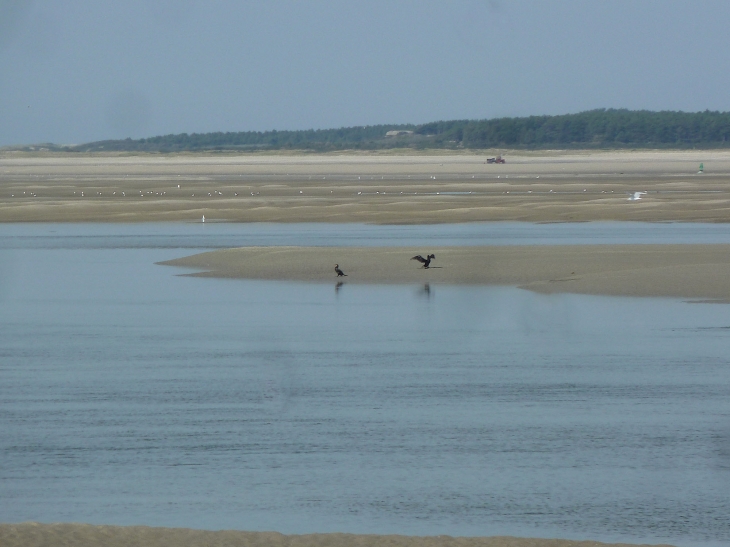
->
1, 223, 730, 547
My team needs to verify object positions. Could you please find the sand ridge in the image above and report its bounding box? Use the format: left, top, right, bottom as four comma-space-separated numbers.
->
0, 523, 677, 547
159, 244, 730, 300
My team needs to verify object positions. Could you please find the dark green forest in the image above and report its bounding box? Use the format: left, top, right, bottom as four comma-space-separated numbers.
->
61, 109, 730, 152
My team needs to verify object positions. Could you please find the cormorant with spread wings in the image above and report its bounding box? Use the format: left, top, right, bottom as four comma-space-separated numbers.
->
411, 254, 435, 268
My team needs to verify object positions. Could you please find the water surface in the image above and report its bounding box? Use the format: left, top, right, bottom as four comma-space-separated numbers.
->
5, 221, 730, 250
1, 223, 729, 547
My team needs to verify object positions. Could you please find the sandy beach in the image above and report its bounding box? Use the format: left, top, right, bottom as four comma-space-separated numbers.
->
1, 150, 730, 223
0, 523, 677, 547
160, 244, 730, 300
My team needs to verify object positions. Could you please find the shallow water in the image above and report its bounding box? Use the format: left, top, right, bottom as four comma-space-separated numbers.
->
4, 220, 730, 250
1, 223, 730, 547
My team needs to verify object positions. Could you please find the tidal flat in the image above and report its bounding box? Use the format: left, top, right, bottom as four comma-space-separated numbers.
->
2, 150, 730, 223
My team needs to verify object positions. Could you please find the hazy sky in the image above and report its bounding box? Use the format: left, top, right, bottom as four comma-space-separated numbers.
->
2, 0, 729, 146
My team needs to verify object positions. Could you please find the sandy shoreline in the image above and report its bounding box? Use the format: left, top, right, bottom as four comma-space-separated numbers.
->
2, 150, 730, 223
0, 523, 677, 547
160, 244, 730, 300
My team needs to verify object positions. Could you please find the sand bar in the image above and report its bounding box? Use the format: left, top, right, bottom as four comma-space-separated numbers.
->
160, 244, 730, 300
0, 523, 677, 547
2, 150, 730, 223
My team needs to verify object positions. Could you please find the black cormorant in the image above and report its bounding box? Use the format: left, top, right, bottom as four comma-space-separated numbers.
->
411, 254, 435, 268
335, 264, 347, 277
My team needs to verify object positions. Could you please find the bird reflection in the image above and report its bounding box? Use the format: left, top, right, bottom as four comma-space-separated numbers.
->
419, 283, 432, 298
335, 281, 344, 294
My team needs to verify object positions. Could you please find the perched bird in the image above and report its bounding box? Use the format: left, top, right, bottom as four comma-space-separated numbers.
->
335, 264, 347, 277
411, 254, 435, 268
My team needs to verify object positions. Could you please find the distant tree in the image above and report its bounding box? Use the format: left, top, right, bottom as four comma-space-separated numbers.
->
70, 110, 730, 152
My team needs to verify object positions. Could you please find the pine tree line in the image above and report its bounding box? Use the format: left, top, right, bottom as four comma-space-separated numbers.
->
67, 109, 730, 152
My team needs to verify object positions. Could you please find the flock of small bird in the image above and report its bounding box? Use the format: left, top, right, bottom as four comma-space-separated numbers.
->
7, 182, 652, 202
334, 253, 435, 277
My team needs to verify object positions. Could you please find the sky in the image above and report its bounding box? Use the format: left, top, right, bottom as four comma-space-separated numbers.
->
1, 0, 730, 146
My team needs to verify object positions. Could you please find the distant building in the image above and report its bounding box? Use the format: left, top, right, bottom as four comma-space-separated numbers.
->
385, 130, 414, 137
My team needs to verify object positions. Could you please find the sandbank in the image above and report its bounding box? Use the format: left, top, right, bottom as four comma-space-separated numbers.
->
0, 523, 677, 547
160, 244, 730, 300
2, 150, 730, 223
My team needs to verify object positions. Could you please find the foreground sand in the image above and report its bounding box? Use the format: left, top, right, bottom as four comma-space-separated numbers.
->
0, 523, 676, 547
160, 244, 730, 300
2, 150, 730, 223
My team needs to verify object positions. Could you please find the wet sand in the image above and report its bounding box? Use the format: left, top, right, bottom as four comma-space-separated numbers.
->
160, 244, 730, 300
0, 523, 676, 547
2, 150, 730, 223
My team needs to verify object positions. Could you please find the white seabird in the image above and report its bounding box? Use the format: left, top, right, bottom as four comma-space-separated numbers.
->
628, 191, 647, 201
